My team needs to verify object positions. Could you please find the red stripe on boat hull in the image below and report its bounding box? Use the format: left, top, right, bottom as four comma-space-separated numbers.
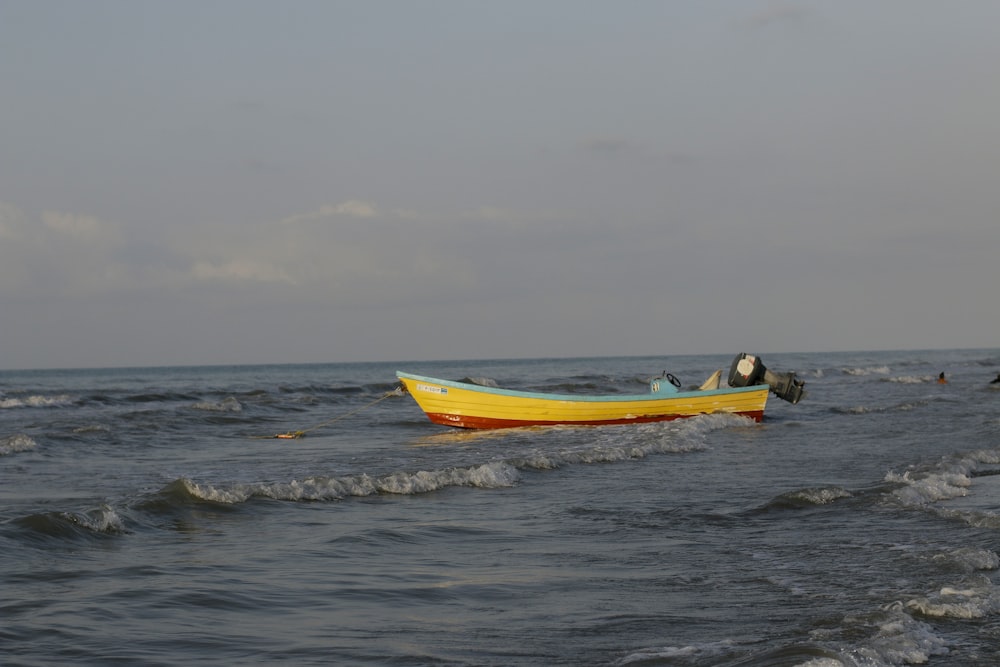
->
425, 410, 765, 430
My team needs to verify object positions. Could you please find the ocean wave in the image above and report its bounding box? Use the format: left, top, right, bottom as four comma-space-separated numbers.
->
278, 383, 365, 395
510, 414, 739, 471
802, 603, 948, 667
617, 641, 848, 667
513, 436, 707, 471
843, 365, 891, 376
885, 448, 1000, 509
769, 486, 854, 509
0, 394, 74, 409
616, 639, 737, 665
128, 414, 749, 536
929, 547, 1000, 573
881, 375, 934, 384
0, 434, 37, 456
796, 582, 965, 666
936, 506, 1000, 530
969, 448, 1000, 466
72, 424, 111, 434
125, 391, 200, 403
833, 405, 876, 415
885, 469, 971, 505
904, 580, 1000, 619
156, 461, 522, 506
190, 396, 243, 412
14, 505, 127, 540
833, 400, 929, 415
459, 376, 499, 388
861, 605, 950, 664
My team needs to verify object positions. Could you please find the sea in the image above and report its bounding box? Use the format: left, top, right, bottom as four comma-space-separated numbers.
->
2, 348, 1000, 666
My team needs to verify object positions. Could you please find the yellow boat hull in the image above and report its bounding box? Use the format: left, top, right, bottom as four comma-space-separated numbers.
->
397, 372, 768, 429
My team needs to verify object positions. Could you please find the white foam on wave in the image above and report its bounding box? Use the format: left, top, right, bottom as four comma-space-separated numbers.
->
886, 447, 1000, 510
839, 401, 926, 415
843, 365, 891, 376
515, 413, 742, 471
179, 461, 521, 504
969, 448, 1000, 465
465, 376, 499, 388
176, 414, 749, 514
64, 505, 127, 534
784, 486, 854, 505
0, 434, 37, 456
190, 396, 243, 412
827, 604, 949, 666
886, 469, 971, 505
905, 579, 1000, 619
181, 478, 255, 503
379, 462, 519, 493
0, 394, 74, 409
832, 451, 1000, 658
930, 546, 1000, 573
616, 639, 735, 665
882, 375, 932, 384
73, 424, 111, 434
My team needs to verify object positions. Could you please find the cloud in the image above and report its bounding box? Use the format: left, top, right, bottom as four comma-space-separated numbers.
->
743, 2, 811, 29
41, 211, 111, 238
0, 202, 129, 296
581, 137, 632, 158
168, 199, 580, 310
191, 259, 297, 285
0, 202, 28, 240
162, 200, 484, 306
1, 198, 546, 303
278, 199, 566, 228
279, 200, 378, 225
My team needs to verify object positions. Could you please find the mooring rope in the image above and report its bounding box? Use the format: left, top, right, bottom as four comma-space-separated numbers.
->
252, 386, 405, 439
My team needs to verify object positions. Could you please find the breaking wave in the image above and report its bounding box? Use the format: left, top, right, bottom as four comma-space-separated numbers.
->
881, 375, 935, 384
903, 579, 1000, 620
885, 448, 1000, 529
460, 376, 499, 388
157, 461, 521, 506
767, 486, 854, 509
190, 396, 243, 412
0, 434, 37, 456
509, 413, 742, 470
0, 394, 74, 409
929, 547, 1000, 573
843, 365, 891, 376
832, 400, 928, 415
14, 505, 127, 540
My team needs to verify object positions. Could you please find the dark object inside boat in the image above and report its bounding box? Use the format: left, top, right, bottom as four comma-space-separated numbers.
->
728, 353, 805, 404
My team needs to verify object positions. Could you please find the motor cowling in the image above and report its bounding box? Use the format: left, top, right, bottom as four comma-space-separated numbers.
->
728, 353, 805, 404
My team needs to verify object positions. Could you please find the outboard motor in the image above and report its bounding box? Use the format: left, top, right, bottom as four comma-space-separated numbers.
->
728, 353, 805, 404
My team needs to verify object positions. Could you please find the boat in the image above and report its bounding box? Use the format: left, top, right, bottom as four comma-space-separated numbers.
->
397, 353, 804, 429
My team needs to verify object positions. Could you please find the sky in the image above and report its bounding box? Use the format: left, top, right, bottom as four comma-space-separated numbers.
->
2, 1, 999, 370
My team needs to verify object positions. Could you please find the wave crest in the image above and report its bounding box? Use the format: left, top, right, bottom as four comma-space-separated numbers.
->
776, 486, 854, 508
15, 505, 127, 539
905, 582, 999, 619
160, 462, 521, 506
191, 396, 243, 412
930, 547, 1000, 573
1, 434, 37, 456
0, 394, 74, 409
843, 365, 891, 376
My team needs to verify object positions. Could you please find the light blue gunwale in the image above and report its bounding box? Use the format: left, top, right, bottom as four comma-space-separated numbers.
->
396, 371, 762, 402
